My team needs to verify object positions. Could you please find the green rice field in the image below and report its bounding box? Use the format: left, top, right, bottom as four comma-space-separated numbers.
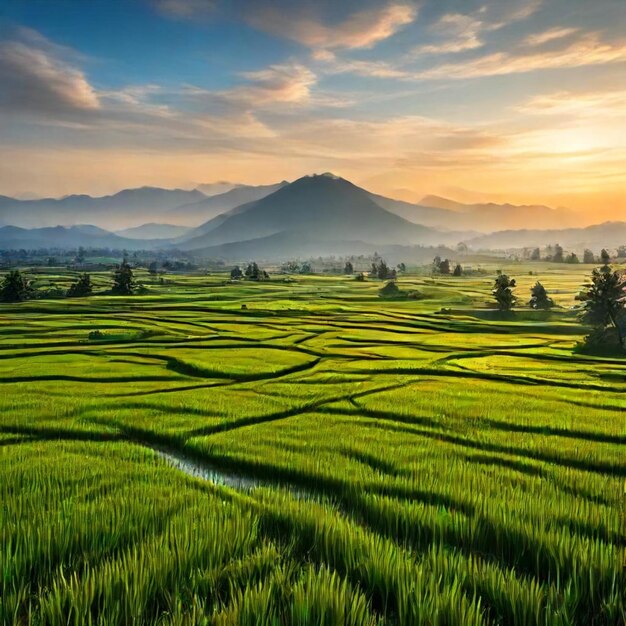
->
1, 264, 624, 625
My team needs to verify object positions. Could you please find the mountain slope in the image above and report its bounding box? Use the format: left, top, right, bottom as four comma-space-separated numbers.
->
180, 173, 458, 251
417, 195, 577, 230
168, 181, 288, 225
0, 187, 207, 229
115, 223, 190, 240
0, 225, 163, 250
466, 221, 626, 250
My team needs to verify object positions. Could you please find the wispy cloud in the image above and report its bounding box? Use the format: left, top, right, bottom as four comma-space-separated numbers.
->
413, 0, 543, 57
0, 29, 100, 116
415, 33, 626, 80
524, 27, 579, 46
245, 3, 416, 51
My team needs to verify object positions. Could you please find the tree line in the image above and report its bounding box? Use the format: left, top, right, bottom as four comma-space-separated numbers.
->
0, 260, 138, 301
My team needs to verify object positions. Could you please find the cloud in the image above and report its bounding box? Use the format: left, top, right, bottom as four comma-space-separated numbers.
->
246, 3, 416, 51
415, 33, 626, 80
524, 27, 579, 46
414, 13, 485, 55
236, 63, 317, 104
413, 0, 542, 57
151, 0, 216, 19
0, 30, 100, 116
516, 89, 626, 119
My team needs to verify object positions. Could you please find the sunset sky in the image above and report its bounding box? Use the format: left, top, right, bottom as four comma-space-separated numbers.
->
0, 0, 625, 220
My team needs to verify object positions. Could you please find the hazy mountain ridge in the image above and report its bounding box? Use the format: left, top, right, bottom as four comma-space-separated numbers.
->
0, 225, 158, 250
178, 174, 466, 253
0, 187, 208, 230
167, 182, 289, 226
115, 223, 191, 240
466, 221, 626, 250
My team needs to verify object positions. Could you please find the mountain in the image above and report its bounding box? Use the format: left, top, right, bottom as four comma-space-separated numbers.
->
466, 221, 626, 251
168, 182, 288, 225
0, 225, 156, 250
367, 193, 458, 229
188, 230, 455, 263
115, 223, 190, 240
195, 181, 242, 196
0, 187, 207, 230
416, 195, 577, 230
179, 173, 463, 252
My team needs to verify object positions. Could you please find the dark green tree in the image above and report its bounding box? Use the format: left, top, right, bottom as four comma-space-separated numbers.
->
377, 260, 390, 280
565, 252, 580, 264
344, 261, 354, 274
552, 244, 564, 263
579, 266, 625, 350
148, 261, 159, 275
600, 249, 611, 266
230, 266, 243, 279
0, 270, 33, 302
397, 262, 406, 273
438, 258, 451, 274
492, 274, 516, 310
529, 281, 554, 309
583, 249, 595, 264
453, 263, 462, 276
300, 262, 312, 274
112, 260, 135, 295
75, 246, 86, 264
67, 273, 93, 298
530, 247, 541, 261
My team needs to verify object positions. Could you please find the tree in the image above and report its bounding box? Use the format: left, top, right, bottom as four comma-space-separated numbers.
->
397, 262, 406, 273
75, 246, 86, 264
344, 261, 354, 274
530, 248, 541, 261
377, 260, 390, 280
432, 256, 441, 272
439, 259, 451, 275
300, 262, 312, 274
583, 249, 595, 264
370, 262, 378, 277
379, 281, 406, 298
453, 263, 462, 276
112, 260, 135, 295
529, 281, 554, 309
552, 244, 564, 263
600, 249, 611, 266
565, 252, 580, 264
230, 266, 243, 280
492, 274, 516, 310
0, 270, 33, 302
67, 273, 92, 298
579, 265, 626, 350
617, 245, 626, 259
245, 262, 269, 281
148, 261, 159, 276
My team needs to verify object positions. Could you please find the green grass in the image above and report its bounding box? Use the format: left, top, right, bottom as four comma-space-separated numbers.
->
0, 263, 624, 625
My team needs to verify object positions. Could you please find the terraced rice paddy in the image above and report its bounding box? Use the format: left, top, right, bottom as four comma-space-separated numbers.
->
1, 265, 624, 625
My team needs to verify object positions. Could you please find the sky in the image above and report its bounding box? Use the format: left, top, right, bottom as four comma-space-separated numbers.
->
0, 0, 625, 221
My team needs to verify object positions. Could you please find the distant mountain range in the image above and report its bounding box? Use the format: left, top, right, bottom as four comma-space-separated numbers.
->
0, 225, 152, 250
466, 221, 626, 250
0, 172, 620, 259
167, 182, 288, 225
416, 195, 578, 230
0, 187, 206, 230
178, 174, 466, 253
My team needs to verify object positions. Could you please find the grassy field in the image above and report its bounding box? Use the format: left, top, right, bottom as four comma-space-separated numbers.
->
1, 264, 624, 625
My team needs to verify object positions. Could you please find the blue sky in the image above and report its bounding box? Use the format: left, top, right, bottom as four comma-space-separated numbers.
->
0, 0, 625, 217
